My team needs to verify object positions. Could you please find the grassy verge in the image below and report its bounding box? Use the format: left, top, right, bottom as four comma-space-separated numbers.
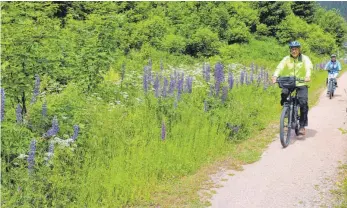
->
1, 62, 344, 207
151, 68, 347, 208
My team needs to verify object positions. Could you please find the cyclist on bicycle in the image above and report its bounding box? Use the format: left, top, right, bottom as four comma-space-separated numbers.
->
324, 54, 341, 88
271, 41, 312, 135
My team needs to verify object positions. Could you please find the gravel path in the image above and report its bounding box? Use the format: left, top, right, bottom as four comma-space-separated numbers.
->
210, 72, 347, 208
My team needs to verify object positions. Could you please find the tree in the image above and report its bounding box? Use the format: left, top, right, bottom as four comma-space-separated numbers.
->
1, 2, 62, 113
256, 2, 292, 36
291, 2, 318, 23
276, 14, 310, 44
314, 7, 347, 46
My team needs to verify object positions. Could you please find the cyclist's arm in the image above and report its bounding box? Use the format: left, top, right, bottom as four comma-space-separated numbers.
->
304, 56, 313, 79
273, 56, 287, 77
324, 61, 330, 71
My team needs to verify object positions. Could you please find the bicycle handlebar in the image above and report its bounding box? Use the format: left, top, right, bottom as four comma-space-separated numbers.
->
275, 77, 306, 83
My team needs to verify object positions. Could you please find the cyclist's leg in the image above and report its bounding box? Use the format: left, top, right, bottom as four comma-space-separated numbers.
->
297, 86, 308, 128
333, 73, 338, 87
280, 88, 289, 106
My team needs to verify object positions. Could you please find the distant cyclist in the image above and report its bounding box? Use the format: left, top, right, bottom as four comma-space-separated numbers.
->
324, 54, 342, 88
272, 41, 312, 135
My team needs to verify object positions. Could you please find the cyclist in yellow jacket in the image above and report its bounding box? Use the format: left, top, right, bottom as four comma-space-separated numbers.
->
272, 41, 313, 135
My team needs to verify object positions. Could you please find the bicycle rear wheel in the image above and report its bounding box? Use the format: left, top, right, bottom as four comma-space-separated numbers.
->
280, 106, 292, 148
329, 81, 333, 99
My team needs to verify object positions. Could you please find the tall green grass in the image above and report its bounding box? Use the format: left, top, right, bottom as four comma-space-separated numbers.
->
2, 61, 343, 207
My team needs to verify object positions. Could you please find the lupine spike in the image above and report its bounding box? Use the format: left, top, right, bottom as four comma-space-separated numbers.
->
161, 121, 166, 140
214, 63, 224, 96
228, 72, 234, 89
42, 101, 47, 117
46, 142, 54, 162
16, 104, 22, 124
163, 77, 168, 97
206, 64, 211, 82
143, 66, 148, 93
245, 71, 249, 85
27, 139, 36, 174
240, 70, 245, 85
31, 74, 40, 104
71, 124, 80, 141
169, 74, 175, 95
1, 88, 5, 122
250, 69, 254, 83
154, 74, 160, 97
43, 116, 59, 138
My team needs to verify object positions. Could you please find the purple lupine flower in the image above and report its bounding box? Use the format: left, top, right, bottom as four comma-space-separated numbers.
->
1, 88, 5, 122
221, 86, 228, 103
245, 71, 249, 85
203, 63, 211, 82
240, 70, 245, 85
143, 66, 149, 93
228, 72, 234, 89
42, 101, 47, 117
257, 73, 262, 85
250, 69, 254, 83
154, 74, 160, 97
260, 67, 264, 79
169, 74, 175, 95
177, 73, 184, 94
162, 77, 168, 97
206, 63, 211, 82
161, 121, 166, 141
46, 141, 54, 162
214, 63, 224, 96
31, 74, 40, 104
43, 116, 59, 138
264, 71, 269, 84
16, 104, 22, 124
27, 139, 36, 173
71, 124, 80, 141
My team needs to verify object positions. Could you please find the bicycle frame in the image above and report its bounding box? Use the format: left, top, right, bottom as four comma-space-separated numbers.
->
283, 88, 299, 129
327, 77, 336, 93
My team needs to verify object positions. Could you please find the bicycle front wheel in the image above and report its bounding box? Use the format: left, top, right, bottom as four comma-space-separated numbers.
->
280, 106, 292, 148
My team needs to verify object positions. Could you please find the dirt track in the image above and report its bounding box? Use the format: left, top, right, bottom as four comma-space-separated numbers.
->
210, 72, 347, 208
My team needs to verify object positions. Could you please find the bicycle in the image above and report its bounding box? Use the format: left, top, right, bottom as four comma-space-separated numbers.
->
276, 76, 305, 148
326, 72, 337, 99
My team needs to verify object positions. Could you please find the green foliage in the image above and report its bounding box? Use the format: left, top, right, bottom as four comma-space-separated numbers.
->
314, 7, 347, 46
226, 17, 251, 44
188, 27, 220, 57
291, 1, 317, 23
161, 34, 187, 53
257, 2, 292, 36
1, 1, 347, 207
276, 14, 310, 44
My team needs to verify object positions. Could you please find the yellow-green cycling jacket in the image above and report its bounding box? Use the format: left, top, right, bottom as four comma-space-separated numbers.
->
273, 54, 313, 87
